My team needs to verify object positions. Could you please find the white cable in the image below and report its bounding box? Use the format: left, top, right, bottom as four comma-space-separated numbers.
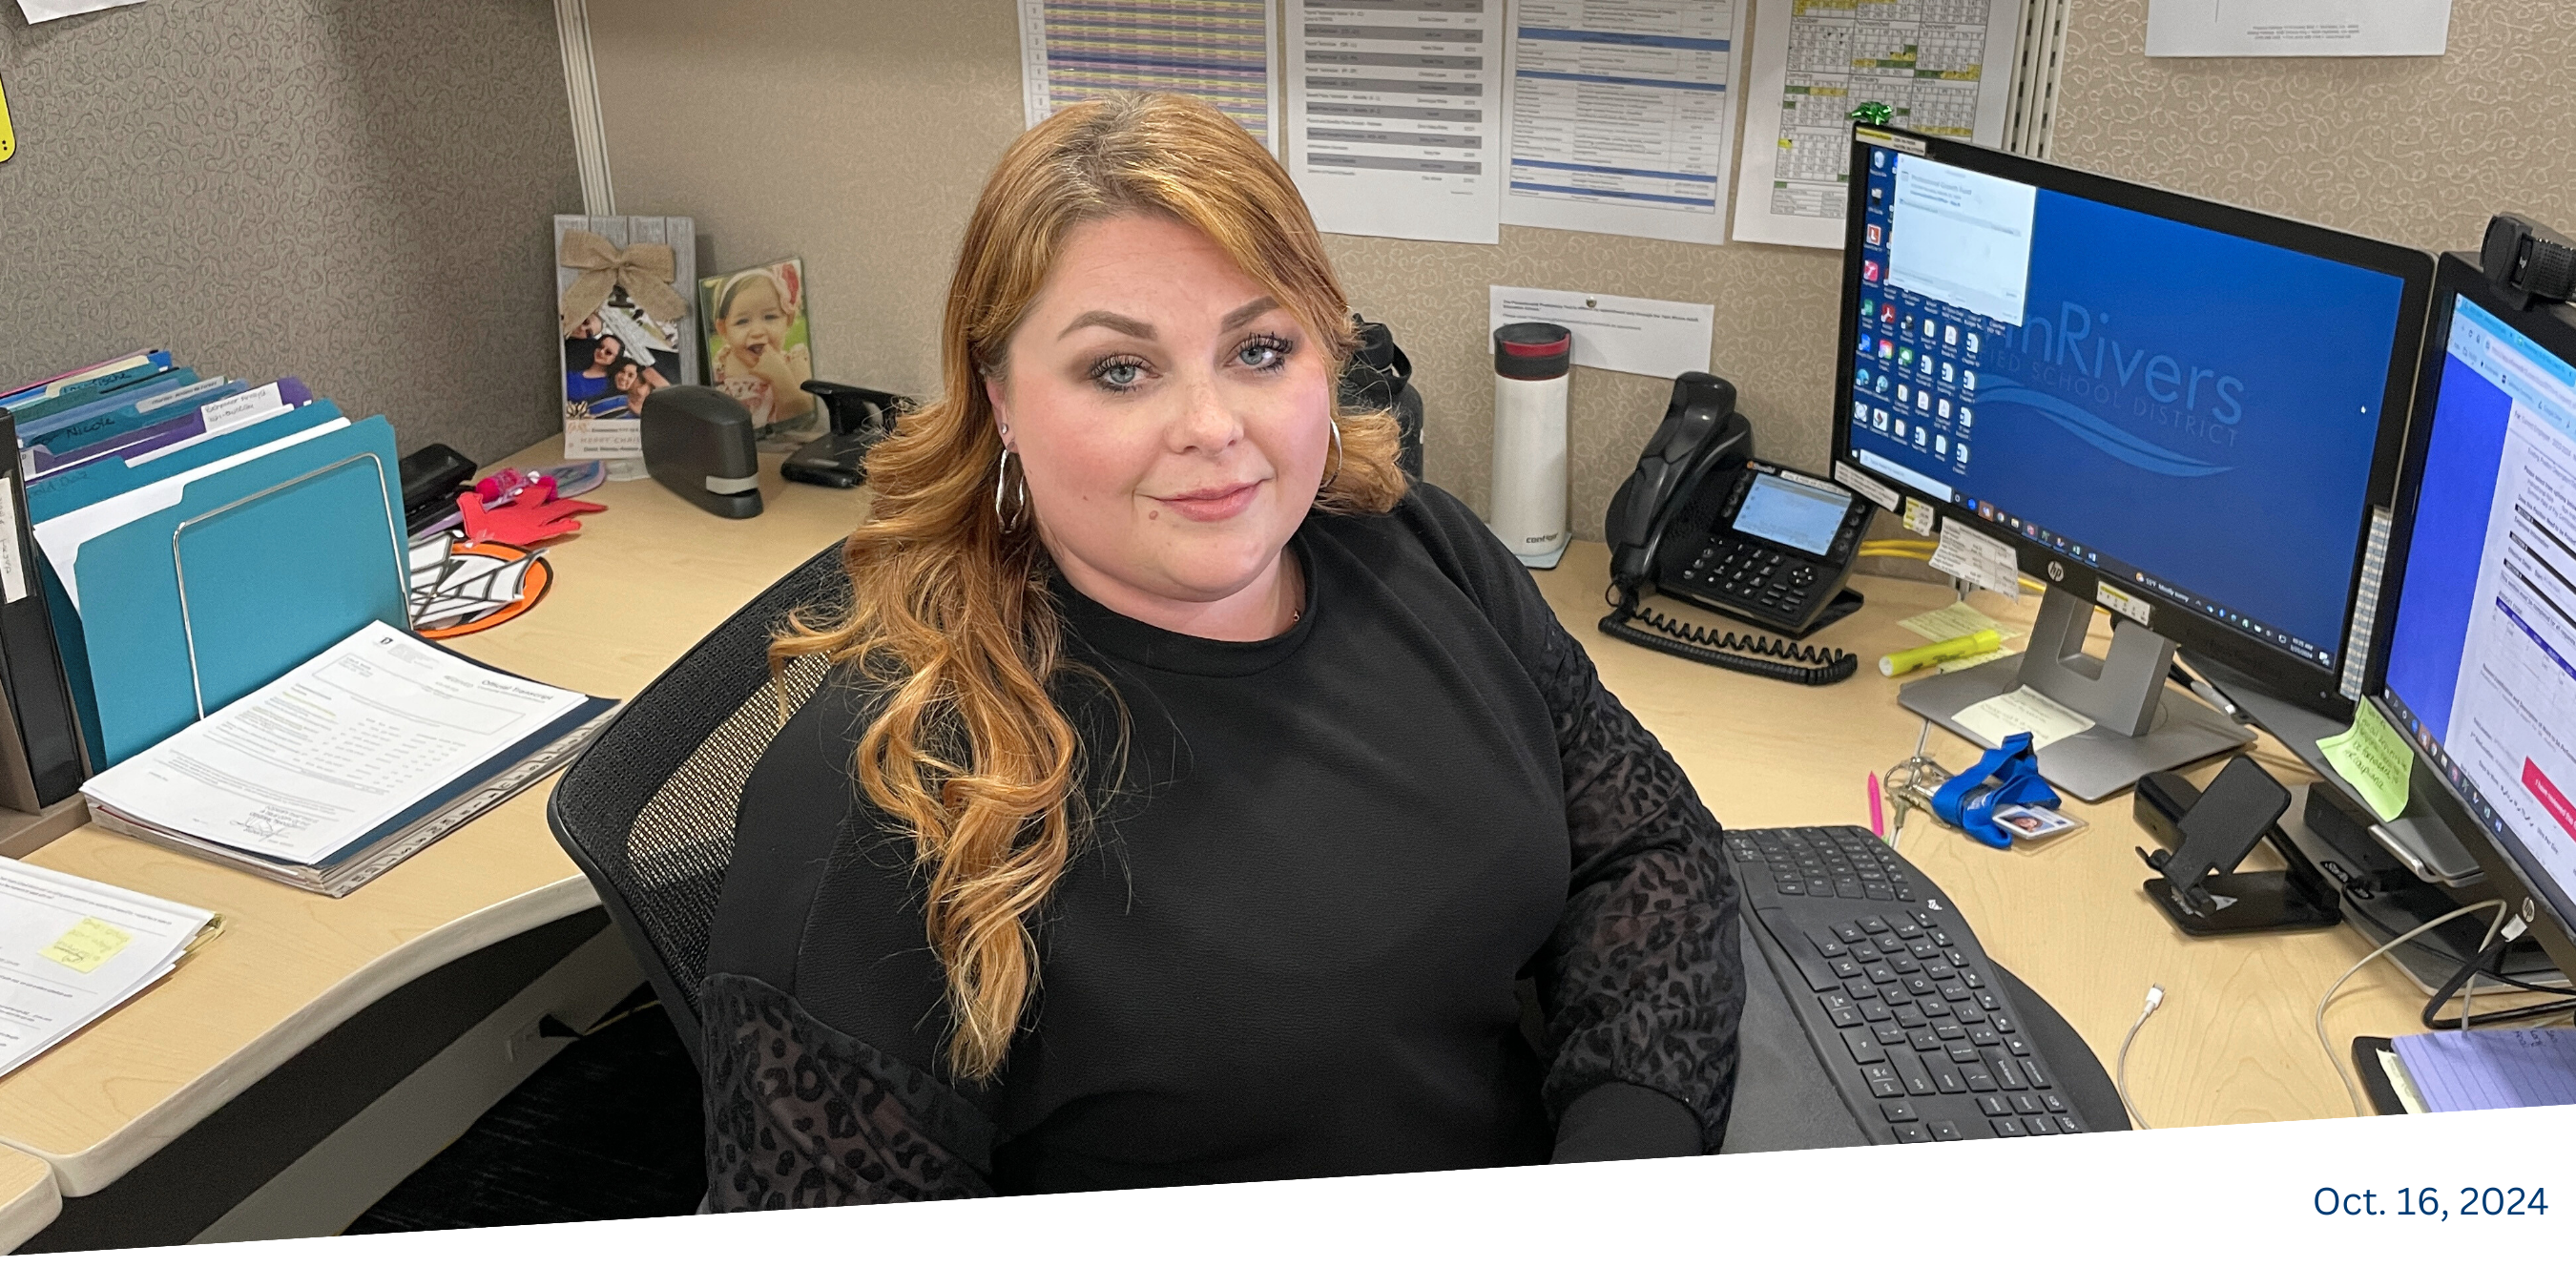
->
2314, 900, 2507, 1115
2114, 985, 2165, 1130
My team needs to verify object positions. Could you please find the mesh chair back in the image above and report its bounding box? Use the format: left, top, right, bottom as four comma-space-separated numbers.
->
548, 543, 846, 1070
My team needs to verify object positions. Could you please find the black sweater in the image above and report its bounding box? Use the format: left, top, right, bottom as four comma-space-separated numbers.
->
699, 483, 1741, 1204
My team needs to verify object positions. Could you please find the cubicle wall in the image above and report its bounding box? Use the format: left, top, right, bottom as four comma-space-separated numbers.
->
6, 2, 2560, 515
587, 0, 2573, 541
0, 0, 582, 466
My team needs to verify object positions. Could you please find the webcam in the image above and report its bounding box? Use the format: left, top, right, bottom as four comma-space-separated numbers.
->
2481, 213, 2576, 308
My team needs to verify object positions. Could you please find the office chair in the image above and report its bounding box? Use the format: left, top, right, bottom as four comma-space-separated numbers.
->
547, 542, 843, 1072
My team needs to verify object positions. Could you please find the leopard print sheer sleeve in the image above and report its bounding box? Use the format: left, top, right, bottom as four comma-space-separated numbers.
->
700, 973, 997, 1208
1525, 613, 1743, 1153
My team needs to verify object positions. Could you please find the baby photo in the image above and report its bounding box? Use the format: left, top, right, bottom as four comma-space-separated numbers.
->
699, 259, 821, 445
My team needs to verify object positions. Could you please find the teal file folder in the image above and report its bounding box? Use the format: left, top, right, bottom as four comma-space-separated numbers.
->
46, 415, 407, 767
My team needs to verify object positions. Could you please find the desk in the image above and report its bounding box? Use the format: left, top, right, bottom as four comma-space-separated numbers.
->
0, 441, 864, 1249
0, 1148, 58, 1250
0, 460, 2456, 1250
1528, 542, 2440, 1130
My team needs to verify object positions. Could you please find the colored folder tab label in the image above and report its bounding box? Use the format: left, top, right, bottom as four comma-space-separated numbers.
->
2318, 700, 2411, 822
41, 917, 132, 973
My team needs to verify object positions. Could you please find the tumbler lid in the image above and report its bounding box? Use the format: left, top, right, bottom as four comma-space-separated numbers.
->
1493, 322, 1572, 380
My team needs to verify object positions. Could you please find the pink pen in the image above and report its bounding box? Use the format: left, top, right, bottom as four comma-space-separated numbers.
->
1868, 772, 1886, 838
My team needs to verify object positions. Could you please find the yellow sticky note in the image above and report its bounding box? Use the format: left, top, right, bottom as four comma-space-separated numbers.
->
41, 917, 132, 974
2318, 700, 2412, 822
1901, 497, 1935, 536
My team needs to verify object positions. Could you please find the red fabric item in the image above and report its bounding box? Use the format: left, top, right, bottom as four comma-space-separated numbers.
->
457, 488, 604, 545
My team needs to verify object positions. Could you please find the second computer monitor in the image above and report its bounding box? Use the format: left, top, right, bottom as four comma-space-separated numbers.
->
1835, 127, 2432, 721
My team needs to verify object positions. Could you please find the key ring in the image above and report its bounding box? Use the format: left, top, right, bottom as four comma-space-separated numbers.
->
1882, 717, 1952, 841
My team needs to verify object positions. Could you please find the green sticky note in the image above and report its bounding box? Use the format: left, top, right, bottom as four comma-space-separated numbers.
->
2318, 700, 2412, 822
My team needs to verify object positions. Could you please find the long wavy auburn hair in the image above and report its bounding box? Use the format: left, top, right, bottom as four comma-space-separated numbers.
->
772, 93, 1408, 1082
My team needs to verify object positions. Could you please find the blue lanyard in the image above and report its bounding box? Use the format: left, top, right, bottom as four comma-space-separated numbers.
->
1930, 732, 2060, 848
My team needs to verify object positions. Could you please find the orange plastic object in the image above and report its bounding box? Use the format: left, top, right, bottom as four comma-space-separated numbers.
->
417, 540, 553, 639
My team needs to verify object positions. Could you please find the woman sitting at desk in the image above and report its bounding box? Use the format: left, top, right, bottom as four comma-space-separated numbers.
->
701, 93, 1741, 1206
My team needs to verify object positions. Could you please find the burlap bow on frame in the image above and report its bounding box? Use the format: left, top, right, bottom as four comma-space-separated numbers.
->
558, 229, 690, 336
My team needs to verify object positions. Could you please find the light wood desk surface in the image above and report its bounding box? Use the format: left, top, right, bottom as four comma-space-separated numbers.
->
1528, 541, 2441, 1132
0, 442, 865, 1197
0, 1147, 60, 1252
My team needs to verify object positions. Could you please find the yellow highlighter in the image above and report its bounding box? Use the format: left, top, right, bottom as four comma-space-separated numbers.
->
1880, 629, 2003, 677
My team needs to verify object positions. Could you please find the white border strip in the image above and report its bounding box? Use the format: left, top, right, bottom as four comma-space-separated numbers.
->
553, 0, 617, 217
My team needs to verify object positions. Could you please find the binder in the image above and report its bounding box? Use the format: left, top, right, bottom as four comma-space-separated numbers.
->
0, 408, 89, 811
31, 414, 407, 768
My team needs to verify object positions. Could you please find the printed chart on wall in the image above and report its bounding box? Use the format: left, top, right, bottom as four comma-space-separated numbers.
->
1286, 0, 1506, 243
1502, 1, 1747, 245
1018, 0, 1279, 147
1731, 0, 2021, 248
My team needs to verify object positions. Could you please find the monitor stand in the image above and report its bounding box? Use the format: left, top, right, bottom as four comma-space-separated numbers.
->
1899, 586, 2254, 801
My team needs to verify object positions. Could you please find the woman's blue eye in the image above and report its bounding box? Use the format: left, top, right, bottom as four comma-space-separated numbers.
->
1239, 338, 1291, 368
1098, 362, 1143, 388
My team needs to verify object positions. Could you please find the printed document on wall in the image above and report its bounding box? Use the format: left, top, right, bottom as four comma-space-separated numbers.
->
1501, 1, 1747, 245
16, 0, 143, 22
1731, 0, 2022, 249
1286, 0, 1504, 243
1019, 0, 1280, 147
2145, 1, 2451, 57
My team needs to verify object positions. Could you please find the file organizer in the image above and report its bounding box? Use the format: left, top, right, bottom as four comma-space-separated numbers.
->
33, 414, 407, 768
0, 408, 93, 856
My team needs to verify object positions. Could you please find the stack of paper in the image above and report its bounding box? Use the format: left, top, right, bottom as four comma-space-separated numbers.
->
0, 860, 218, 1080
79, 621, 615, 897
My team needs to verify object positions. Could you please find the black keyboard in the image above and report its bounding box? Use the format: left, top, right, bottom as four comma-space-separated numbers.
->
1727, 825, 2093, 1143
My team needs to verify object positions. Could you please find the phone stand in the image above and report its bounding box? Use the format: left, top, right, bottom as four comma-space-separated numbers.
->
782, 381, 907, 489
2140, 756, 2340, 935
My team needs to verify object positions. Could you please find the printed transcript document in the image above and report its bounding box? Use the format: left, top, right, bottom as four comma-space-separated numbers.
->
0, 862, 213, 1078
81, 621, 587, 866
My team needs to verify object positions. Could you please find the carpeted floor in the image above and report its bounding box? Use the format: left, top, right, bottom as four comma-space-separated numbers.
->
343, 987, 705, 1234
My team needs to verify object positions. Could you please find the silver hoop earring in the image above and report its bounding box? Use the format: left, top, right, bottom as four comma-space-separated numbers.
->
1320, 419, 1343, 490
994, 446, 1030, 531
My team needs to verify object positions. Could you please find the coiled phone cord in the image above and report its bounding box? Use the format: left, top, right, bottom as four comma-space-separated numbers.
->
1598, 588, 1859, 686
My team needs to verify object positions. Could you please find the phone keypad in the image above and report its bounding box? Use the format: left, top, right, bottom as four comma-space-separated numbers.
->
1680, 540, 1818, 619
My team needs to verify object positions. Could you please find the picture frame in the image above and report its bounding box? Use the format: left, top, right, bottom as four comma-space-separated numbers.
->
554, 215, 697, 460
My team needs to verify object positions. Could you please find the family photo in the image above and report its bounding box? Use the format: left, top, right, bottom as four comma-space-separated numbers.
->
562, 300, 682, 422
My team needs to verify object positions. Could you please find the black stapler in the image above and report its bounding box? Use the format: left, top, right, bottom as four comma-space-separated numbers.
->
782, 381, 911, 488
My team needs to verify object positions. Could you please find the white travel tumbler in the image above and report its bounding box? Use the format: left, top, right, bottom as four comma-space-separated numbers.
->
1489, 322, 1573, 569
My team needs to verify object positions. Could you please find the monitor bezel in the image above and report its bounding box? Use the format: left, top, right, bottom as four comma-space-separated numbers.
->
2362, 251, 2576, 977
1830, 125, 2434, 720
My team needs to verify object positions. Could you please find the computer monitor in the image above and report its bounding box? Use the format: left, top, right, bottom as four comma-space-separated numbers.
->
1831, 126, 2433, 800
2372, 252, 2576, 982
